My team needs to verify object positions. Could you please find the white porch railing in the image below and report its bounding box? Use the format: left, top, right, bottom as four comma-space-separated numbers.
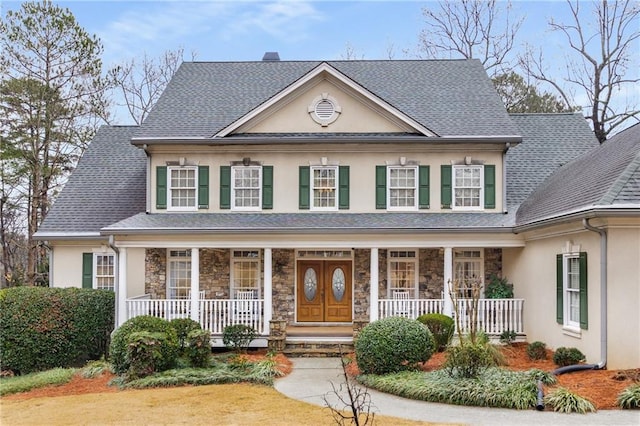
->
125, 298, 265, 335
378, 298, 525, 335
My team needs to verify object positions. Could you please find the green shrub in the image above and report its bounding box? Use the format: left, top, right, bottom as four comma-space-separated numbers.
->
526, 341, 547, 360
355, 317, 434, 375
416, 313, 454, 351
484, 274, 514, 299
125, 331, 170, 380
222, 324, 257, 353
0, 287, 114, 374
553, 347, 585, 367
499, 330, 517, 345
169, 318, 202, 353
110, 315, 178, 374
443, 342, 494, 378
186, 329, 212, 368
617, 383, 640, 409
544, 387, 596, 413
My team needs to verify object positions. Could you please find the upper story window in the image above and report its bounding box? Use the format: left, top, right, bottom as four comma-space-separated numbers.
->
311, 166, 338, 210
388, 166, 417, 210
453, 165, 483, 210
232, 166, 261, 211
169, 167, 197, 210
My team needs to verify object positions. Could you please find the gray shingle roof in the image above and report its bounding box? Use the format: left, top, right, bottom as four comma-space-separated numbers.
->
36, 126, 146, 235
506, 113, 599, 210
135, 60, 520, 139
516, 122, 640, 225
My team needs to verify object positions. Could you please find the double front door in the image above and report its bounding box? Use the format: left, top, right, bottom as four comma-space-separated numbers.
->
297, 260, 352, 322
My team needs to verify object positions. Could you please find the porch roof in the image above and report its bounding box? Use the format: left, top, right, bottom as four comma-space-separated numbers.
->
101, 212, 517, 235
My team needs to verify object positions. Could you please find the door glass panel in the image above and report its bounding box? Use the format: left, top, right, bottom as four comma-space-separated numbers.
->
303, 268, 317, 301
332, 268, 345, 302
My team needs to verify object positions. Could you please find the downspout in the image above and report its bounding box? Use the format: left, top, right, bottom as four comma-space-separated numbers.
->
502, 142, 510, 214
108, 235, 120, 331
143, 144, 151, 213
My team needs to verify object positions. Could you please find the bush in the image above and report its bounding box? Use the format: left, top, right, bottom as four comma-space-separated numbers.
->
499, 330, 517, 345
443, 342, 494, 378
553, 347, 585, 367
617, 383, 640, 409
544, 387, 596, 413
169, 318, 202, 353
355, 317, 434, 375
186, 329, 212, 368
527, 341, 547, 360
125, 331, 171, 380
110, 315, 178, 374
0, 287, 114, 374
484, 274, 514, 299
416, 313, 454, 352
222, 324, 257, 353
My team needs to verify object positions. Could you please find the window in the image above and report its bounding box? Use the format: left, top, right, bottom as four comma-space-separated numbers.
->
387, 250, 417, 297
557, 253, 588, 330
168, 166, 197, 210
388, 166, 417, 209
94, 254, 115, 291
232, 166, 261, 210
312, 166, 337, 210
453, 165, 483, 209
168, 250, 191, 299
453, 249, 483, 298
231, 250, 261, 298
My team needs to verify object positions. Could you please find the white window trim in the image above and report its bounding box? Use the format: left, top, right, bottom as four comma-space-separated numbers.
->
453, 249, 484, 298
452, 165, 484, 211
387, 249, 418, 298
167, 166, 198, 212
310, 165, 339, 211
231, 166, 262, 211
563, 253, 581, 330
387, 165, 418, 211
167, 249, 191, 299
93, 253, 115, 291
231, 250, 261, 298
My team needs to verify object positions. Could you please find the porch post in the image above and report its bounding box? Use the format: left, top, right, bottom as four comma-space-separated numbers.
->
263, 248, 273, 335
190, 248, 200, 322
370, 248, 379, 322
443, 247, 453, 317
117, 247, 128, 327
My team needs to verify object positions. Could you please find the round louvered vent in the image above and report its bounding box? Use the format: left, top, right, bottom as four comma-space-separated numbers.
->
315, 99, 335, 120
308, 93, 341, 127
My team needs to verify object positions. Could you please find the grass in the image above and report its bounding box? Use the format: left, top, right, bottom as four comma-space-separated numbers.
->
0, 368, 76, 396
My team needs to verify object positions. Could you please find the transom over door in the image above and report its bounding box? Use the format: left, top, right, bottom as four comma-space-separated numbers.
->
297, 260, 352, 322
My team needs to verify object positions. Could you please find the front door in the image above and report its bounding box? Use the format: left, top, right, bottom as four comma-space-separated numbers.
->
297, 260, 352, 322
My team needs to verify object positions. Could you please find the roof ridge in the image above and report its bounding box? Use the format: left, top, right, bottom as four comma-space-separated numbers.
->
598, 149, 640, 205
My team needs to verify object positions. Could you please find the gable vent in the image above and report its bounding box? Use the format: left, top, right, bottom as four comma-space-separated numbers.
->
315, 100, 335, 120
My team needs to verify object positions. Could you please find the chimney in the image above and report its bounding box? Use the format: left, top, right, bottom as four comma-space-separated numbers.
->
262, 51, 280, 61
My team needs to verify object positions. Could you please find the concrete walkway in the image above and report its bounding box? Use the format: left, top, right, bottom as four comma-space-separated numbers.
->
274, 357, 640, 426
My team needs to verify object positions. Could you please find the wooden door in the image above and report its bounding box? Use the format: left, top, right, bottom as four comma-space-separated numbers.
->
297, 260, 352, 322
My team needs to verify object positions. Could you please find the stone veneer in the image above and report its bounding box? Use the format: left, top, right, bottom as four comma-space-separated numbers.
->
271, 249, 295, 323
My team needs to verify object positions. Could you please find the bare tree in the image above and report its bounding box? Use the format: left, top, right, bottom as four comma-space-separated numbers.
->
418, 0, 524, 76
520, 0, 640, 143
109, 48, 195, 125
340, 42, 365, 60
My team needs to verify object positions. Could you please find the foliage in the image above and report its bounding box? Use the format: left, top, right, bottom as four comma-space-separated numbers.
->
416, 313, 454, 351
526, 341, 548, 360
0, 368, 75, 396
109, 315, 178, 375
492, 72, 574, 113
169, 318, 202, 353
222, 324, 257, 353
544, 387, 596, 413
124, 332, 174, 380
324, 352, 375, 426
552, 347, 585, 367
185, 329, 212, 368
355, 317, 434, 375
79, 359, 112, 379
358, 367, 556, 410
617, 383, 640, 409
499, 330, 517, 345
484, 274, 514, 299
0, 287, 114, 374
444, 343, 494, 379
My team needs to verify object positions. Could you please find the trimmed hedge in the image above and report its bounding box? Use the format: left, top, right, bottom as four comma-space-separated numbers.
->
0, 287, 114, 375
416, 313, 454, 351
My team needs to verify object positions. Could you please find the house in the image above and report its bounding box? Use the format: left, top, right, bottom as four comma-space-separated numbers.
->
35, 57, 639, 369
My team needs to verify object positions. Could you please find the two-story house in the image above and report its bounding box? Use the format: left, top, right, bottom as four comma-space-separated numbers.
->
35, 57, 640, 369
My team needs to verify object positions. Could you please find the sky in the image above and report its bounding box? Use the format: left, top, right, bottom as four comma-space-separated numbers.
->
2, 0, 638, 126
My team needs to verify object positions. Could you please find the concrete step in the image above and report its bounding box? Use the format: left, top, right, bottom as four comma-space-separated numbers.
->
283, 341, 354, 357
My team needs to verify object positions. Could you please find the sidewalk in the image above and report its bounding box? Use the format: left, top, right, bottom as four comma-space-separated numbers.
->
274, 357, 640, 426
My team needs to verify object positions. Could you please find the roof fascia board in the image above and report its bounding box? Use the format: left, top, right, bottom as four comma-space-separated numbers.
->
515, 204, 640, 233
33, 232, 105, 240
213, 62, 437, 138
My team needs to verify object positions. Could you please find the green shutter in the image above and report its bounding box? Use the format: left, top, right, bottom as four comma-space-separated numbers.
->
220, 166, 231, 209
418, 165, 430, 209
579, 252, 588, 330
441, 165, 452, 209
375, 165, 386, 209
198, 166, 209, 209
82, 253, 93, 289
156, 166, 167, 209
338, 166, 349, 210
262, 165, 273, 210
484, 165, 496, 209
556, 254, 563, 324
299, 166, 310, 209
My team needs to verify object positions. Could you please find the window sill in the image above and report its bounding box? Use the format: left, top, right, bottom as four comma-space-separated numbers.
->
562, 326, 582, 339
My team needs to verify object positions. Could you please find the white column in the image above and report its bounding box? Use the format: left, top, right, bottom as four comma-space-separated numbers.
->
370, 248, 379, 322
117, 247, 128, 327
190, 248, 200, 322
443, 247, 453, 317
263, 248, 273, 335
